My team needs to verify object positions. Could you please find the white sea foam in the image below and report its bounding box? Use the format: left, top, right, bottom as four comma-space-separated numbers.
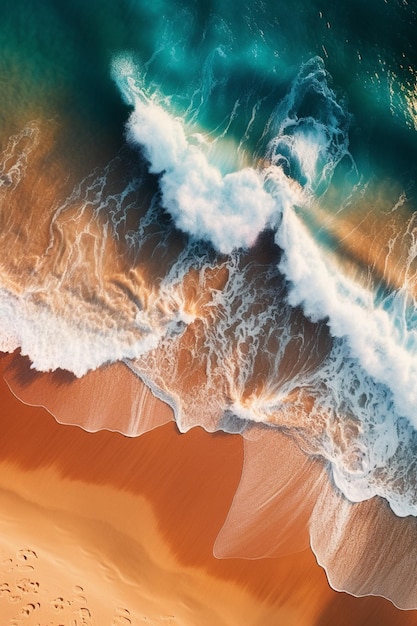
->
112, 54, 417, 517
127, 100, 279, 253
277, 207, 417, 427
0, 287, 165, 377
113, 53, 286, 254
264, 56, 353, 194
0, 124, 194, 377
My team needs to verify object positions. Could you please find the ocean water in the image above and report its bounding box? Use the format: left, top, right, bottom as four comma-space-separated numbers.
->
1, 0, 417, 609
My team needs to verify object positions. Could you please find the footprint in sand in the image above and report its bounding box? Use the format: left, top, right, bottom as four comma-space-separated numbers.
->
20, 602, 40, 617
72, 585, 87, 604
16, 549, 38, 562
112, 607, 132, 625
16, 550, 37, 571
50, 596, 73, 612
74, 606, 93, 626
1, 558, 14, 572
73, 595, 87, 604
51, 597, 66, 611
0, 582, 11, 597
16, 578, 40, 594
77, 606, 91, 617
8, 594, 23, 604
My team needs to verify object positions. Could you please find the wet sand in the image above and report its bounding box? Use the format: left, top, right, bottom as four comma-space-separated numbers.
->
0, 353, 417, 625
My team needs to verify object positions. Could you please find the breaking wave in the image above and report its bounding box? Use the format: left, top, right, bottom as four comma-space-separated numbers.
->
2, 48, 417, 609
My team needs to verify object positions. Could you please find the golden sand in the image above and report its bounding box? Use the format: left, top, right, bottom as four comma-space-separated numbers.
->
0, 353, 416, 625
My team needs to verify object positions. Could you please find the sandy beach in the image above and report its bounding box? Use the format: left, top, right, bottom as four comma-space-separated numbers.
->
0, 351, 416, 625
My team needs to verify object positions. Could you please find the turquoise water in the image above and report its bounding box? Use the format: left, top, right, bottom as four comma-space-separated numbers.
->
2, 0, 416, 172
2, 0, 417, 609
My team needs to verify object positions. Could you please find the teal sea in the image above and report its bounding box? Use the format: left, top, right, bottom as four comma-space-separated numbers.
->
1, 0, 417, 610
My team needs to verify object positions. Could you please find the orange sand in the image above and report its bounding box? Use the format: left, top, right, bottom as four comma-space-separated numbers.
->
0, 354, 417, 625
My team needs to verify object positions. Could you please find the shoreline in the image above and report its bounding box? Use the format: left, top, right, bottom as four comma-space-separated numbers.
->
0, 352, 416, 624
